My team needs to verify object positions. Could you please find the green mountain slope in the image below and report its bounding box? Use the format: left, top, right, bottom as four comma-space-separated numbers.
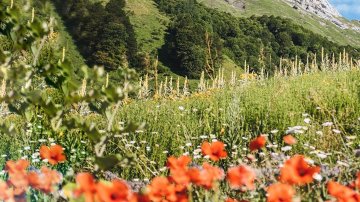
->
16, 0, 358, 79
149, 0, 359, 78
198, 0, 360, 48
126, 0, 170, 53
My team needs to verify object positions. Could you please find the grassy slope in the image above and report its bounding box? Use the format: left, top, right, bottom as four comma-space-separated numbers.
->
115, 69, 360, 177
125, 0, 170, 53
198, 0, 360, 48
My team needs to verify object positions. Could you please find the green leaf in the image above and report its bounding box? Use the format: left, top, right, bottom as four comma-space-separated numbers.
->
95, 155, 121, 170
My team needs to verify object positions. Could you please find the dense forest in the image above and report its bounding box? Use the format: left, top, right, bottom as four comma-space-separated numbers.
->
156, 0, 360, 78
51, 0, 360, 78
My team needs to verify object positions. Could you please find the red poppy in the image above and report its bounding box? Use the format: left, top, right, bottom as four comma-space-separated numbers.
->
201, 141, 228, 161
167, 156, 191, 171
283, 135, 297, 145
166, 178, 189, 202
249, 136, 266, 151
279, 155, 320, 185
167, 156, 192, 186
6, 160, 30, 196
133, 193, 151, 202
28, 167, 61, 194
168, 171, 190, 187
73, 173, 98, 202
6, 160, 29, 175
40, 145, 66, 165
266, 183, 295, 202
188, 163, 224, 190
225, 199, 249, 202
0, 180, 14, 202
328, 181, 360, 202
227, 165, 256, 190
147, 177, 178, 202
96, 179, 135, 202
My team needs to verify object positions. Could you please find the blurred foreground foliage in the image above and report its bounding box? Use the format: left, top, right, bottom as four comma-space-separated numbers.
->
0, 1, 142, 175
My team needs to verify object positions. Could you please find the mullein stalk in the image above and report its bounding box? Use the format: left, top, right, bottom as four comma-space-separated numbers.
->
154, 56, 159, 97
164, 76, 168, 96
305, 54, 309, 73
169, 76, 174, 95
176, 77, 180, 96
105, 73, 109, 88
144, 74, 149, 97
138, 77, 143, 99
158, 81, 163, 98
62, 47, 66, 63
31, 7, 35, 23
183, 77, 188, 96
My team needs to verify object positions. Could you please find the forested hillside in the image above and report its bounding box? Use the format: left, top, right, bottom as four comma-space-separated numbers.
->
52, 0, 140, 71
155, 0, 360, 78
49, 0, 360, 78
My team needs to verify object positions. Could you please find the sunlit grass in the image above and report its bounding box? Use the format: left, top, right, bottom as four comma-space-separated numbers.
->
113, 70, 360, 179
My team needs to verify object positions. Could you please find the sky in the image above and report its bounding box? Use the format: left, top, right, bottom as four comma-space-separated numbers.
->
329, 0, 360, 20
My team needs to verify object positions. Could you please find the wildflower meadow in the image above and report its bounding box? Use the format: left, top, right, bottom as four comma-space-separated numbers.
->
1, 1, 360, 202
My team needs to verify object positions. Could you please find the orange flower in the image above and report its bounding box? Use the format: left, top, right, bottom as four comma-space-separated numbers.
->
133, 193, 151, 202
266, 183, 295, 202
249, 136, 266, 151
169, 171, 190, 187
201, 141, 227, 161
167, 156, 191, 171
327, 181, 360, 202
283, 135, 297, 145
96, 179, 135, 202
28, 167, 61, 194
188, 163, 224, 189
73, 173, 98, 202
6, 160, 29, 175
227, 165, 256, 190
225, 199, 249, 202
6, 160, 30, 196
40, 145, 66, 165
279, 155, 320, 185
0, 181, 14, 202
167, 156, 192, 186
147, 177, 177, 202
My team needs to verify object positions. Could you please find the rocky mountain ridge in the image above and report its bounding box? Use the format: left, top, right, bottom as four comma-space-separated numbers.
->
283, 0, 350, 29
285, 0, 340, 18
223, 0, 359, 31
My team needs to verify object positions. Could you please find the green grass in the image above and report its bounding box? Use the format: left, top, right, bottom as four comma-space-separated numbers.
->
198, 0, 360, 48
113, 69, 360, 179
221, 55, 243, 77
125, 0, 170, 53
